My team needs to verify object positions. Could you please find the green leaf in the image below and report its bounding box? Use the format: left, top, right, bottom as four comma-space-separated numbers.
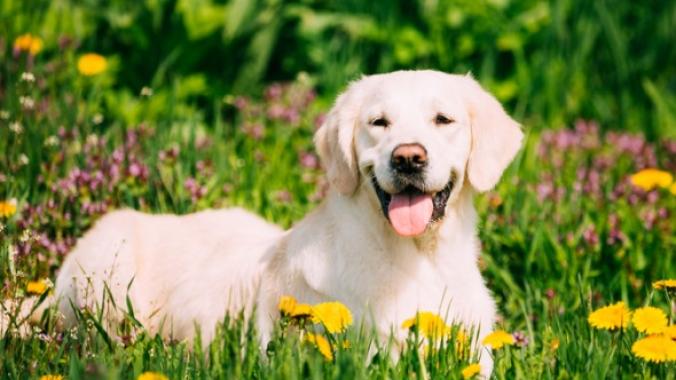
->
176, 0, 226, 40
224, 0, 258, 39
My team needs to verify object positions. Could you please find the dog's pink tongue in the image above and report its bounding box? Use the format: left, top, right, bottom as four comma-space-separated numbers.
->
388, 193, 434, 237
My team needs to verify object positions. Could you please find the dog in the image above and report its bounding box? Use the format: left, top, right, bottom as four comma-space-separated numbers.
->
15, 70, 523, 375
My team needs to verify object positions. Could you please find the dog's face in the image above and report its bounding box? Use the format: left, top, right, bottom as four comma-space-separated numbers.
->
315, 70, 523, 237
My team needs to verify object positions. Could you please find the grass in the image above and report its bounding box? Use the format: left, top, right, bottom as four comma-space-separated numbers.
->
1, 21, 676, 380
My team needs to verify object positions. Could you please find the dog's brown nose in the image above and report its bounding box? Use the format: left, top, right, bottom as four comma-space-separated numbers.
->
391, 143, 428, 173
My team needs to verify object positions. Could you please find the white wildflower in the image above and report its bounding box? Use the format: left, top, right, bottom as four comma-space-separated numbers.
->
19, 96, 35, 110
140, 86, 153, 97
18, 154, 29, 166
9, 121, 23, 134
44, 135, 59, 147
19, 229, 32, 243
86, 133, 99, 146
20, 72, 35, 83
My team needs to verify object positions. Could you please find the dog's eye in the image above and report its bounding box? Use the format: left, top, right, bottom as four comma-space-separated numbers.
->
370, 117, 390, 127
435, 114, 455, 125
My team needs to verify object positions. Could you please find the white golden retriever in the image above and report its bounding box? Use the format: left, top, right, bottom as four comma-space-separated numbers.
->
28, 70, 523, 374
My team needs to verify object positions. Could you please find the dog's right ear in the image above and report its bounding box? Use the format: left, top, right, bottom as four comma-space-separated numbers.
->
314, 85, 361, 196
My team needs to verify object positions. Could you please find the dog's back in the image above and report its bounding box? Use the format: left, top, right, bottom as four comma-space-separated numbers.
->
52, 207, 282, 341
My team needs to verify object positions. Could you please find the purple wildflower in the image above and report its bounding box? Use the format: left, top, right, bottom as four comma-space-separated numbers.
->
536, 182, 554, 202
233, 96, 249, 111
582, 226, 599, 247
512, 331, 529, 347
267, 104, 285, 120
264, 83, 283, 100
545, 288, 556, 300
243, 123, 264, 140
299, 151, 319, 169
273, 190, 292, 204
184, 178, 207, 203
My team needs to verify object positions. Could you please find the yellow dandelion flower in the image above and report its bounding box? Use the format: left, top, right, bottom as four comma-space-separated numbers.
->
26, 279, 49, 295
278, 295, 313, 318
39, 375, 64, 380
653, 279, 676, 290
14, 33, 43, 55
587, 301, 631, 330
77, 53, 107, 76
278, 295, 298, 315
660, 325, 676, 340
137, 371, 169, 380
670, 183, 676, 196
629, 169, 673, 191
0, 199, 17, 218
633, 306, 668, 334
461, 363, 481, 379
311, 302, 353, 333
305, 332, 333, 360
631, 335, 676, 363
482, 330, 515, 349
30, 40, 43, 55
549, 337, 560, 351
401, 312, 451, 338
291, 303, 313, 317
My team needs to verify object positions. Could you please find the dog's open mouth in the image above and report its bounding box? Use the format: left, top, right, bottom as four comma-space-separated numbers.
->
372, 177, 453, 237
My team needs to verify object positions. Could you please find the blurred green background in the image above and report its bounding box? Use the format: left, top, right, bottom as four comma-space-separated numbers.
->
2, 0, 675, 138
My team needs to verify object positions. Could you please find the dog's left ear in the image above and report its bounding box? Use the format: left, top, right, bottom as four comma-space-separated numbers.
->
460, 75, 524, 192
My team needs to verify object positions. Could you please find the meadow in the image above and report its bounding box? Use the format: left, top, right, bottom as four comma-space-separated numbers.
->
1, 0, 675, 379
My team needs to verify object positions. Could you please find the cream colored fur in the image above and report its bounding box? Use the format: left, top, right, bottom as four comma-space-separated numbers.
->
22, 70, 522, 377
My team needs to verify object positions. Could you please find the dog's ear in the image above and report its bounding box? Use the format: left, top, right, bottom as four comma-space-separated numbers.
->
461, 75, 523, 193
314, 85, 361, 195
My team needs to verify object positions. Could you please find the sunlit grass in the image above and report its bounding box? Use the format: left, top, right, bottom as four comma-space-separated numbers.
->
1, 7, 675, 377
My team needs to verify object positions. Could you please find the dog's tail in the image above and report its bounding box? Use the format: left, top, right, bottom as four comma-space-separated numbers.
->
0, 293, 55, 337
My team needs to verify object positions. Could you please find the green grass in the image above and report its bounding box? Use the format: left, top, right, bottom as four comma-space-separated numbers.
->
1, 3, 676, 378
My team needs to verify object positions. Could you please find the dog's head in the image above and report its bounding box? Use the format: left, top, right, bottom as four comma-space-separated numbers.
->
315, 70, 523, 237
